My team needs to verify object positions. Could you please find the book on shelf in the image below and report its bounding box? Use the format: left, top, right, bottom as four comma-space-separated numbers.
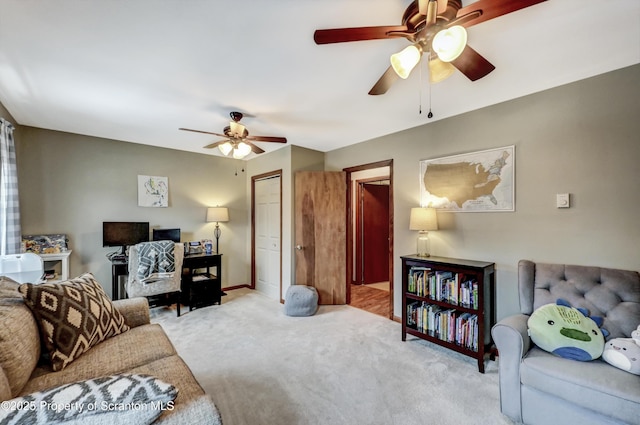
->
458, 279, 479, 309
408, 268, 480, 310
407, 266, 430, 296
406, 300, 479, 351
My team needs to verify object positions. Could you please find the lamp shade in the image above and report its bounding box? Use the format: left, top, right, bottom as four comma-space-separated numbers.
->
390, 45, 422, 79
218, 142, 233, 156
206, 207, 229, 223
428, 57, 455, 83
233, 142, 252, 159
432, 25, 467, 63
409, 207, 438, 231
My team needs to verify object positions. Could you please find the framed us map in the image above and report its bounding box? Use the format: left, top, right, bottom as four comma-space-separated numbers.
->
420, 145, 515, 212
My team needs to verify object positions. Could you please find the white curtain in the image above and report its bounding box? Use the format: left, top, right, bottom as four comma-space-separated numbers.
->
0, 117, 21, 255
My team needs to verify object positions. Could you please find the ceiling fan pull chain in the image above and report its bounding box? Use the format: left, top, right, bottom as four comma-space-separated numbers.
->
418, 56, 423, 115
427, 50, 434, 119
427, 85, 433, 119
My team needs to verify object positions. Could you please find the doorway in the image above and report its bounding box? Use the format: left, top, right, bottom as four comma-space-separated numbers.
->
345, 161, 393, 319
356, 180, 390, 286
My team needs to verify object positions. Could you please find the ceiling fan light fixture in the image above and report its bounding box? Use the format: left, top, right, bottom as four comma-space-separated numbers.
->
232, 142, 252, 159
390, 44, 422, 79
428, 57, 455, 83
432, 25, 467, 62
219, 141, 233, 156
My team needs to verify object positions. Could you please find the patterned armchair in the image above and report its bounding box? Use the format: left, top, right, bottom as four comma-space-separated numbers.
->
126, 242, 184, 316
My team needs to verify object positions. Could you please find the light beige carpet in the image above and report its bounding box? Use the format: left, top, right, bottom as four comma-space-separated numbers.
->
151, 288, 513, 425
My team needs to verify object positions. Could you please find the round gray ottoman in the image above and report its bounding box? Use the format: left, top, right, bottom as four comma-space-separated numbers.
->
284, 285, 318, 317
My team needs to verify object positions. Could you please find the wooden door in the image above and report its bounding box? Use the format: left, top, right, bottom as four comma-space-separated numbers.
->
294, 171, 346, 305
359, 183, 390, 284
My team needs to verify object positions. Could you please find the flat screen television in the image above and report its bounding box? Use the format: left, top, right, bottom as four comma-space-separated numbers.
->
152, 228, 180, 243
103, 221, 149, 256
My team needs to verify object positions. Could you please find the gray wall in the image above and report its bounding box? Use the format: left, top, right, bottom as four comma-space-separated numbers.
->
324, 64, 640, 320
14, 127, 248, 296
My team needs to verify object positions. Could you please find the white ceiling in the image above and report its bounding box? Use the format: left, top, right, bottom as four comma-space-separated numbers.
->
0, 1, 638, 159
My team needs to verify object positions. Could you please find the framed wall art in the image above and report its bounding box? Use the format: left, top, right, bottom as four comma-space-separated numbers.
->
138, 175, 169, 207
420, 145, 515, 212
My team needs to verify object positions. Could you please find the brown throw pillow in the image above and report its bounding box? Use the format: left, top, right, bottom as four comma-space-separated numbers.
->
18, 272, 130, 371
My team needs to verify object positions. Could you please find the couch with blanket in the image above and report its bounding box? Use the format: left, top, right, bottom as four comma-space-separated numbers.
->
0, 273, 222, 424
492, 260, 640, 425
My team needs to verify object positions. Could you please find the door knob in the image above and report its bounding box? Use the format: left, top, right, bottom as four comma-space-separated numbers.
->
295, 245, 303, 250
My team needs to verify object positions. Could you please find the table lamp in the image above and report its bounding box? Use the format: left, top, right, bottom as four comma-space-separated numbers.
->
409, 207, 438, 257
206, 207, 229, 254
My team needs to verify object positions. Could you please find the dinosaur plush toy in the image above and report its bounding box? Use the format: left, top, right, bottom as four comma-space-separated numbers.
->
528, 299, 608, 361
602, 325, 640, 375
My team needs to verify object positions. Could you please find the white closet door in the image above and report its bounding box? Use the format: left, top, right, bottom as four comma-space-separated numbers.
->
255, 176, 281, 300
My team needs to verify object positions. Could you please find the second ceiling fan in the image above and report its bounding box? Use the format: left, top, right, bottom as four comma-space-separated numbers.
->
314, 0, 547, 95
179, 112, 287, 159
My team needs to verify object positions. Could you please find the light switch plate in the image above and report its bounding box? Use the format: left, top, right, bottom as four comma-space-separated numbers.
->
557, 193, 570, 208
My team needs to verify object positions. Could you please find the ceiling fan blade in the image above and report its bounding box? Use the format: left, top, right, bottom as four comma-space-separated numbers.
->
457, 0, 547, 28
369, 66, 400, 95
179, 127, 227, 138
202, 140, 228, 149
245, 141, 265, 154
450, 45, 495, 81
446, 10, 483, 28
314, 25, 409, 44
245, 135, 287, 143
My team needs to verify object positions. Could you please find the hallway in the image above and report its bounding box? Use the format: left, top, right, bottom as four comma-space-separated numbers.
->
349, 282, 390, 318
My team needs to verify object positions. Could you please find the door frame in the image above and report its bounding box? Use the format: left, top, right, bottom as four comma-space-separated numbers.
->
251, 169, 283, 301
344, 160, 394, 319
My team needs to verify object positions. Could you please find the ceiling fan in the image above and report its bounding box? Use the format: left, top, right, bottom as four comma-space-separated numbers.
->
179, 112, 287, 159
314, 0, 547, 95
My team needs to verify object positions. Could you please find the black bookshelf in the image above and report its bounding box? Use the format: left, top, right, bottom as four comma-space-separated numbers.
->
401, 255, 495, 373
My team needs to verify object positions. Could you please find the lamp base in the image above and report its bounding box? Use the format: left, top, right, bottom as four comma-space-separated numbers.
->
416, 231, 430, 257
214, 224, 221, 254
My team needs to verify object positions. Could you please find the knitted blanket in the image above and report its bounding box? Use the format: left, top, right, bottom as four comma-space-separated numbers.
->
136, 241, 176, 284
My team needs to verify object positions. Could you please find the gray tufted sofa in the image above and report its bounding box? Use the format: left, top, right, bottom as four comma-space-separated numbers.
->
492, 260, 640, 425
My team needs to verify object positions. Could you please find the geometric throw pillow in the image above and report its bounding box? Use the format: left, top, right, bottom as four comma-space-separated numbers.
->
18, 273, 130, 371
0, 374, 177, 425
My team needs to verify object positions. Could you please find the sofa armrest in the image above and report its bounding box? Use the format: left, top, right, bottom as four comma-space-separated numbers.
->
113, 297, 150, 328
491, 313, 531, 423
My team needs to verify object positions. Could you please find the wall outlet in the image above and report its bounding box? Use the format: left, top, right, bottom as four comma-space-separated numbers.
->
556, 193, 570, 208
